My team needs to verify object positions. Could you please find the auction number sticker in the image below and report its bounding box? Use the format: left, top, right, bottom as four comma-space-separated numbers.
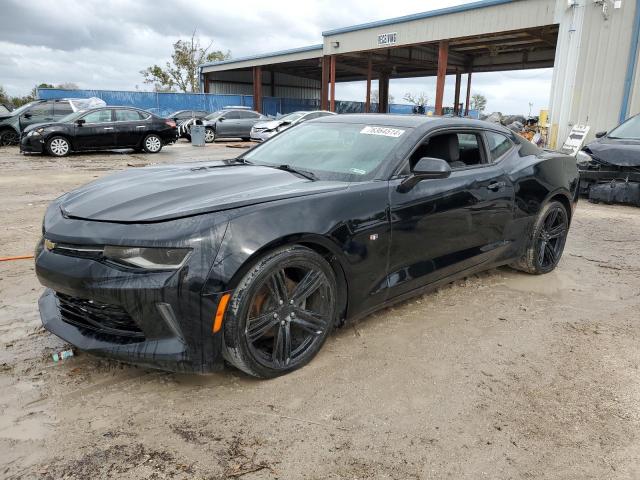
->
360, 126, 405, 138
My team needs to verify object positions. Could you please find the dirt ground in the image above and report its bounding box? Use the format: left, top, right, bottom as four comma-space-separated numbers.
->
1, 141, 639, 479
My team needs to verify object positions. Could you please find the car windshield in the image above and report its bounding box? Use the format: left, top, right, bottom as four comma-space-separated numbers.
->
58, 110, 87, 123
205, 110, 226, 120
8, 101, 40, 117
279, 112, 305, 123
241, 122, 410, 182
608, 115, 640, 139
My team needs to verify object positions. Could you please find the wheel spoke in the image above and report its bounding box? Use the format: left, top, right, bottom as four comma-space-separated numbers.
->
267, 269, 289, 304
538, 239, 547, 266
290, 270, 324, 305
292, 307, 329, 335
544, 242, 558, 265
272, 323, 291, 366
547, 224, 566, 239
246, 311, 278, 342
545, 209, 559, 229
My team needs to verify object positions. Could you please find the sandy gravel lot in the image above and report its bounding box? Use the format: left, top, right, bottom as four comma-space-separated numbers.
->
0, 142, 639, 479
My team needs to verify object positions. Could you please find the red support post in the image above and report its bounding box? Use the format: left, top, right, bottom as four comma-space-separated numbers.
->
465, 71, 472, 116
435, 40, 449, 116
379, 72, 389, 113
252, 66, 262, 113
330, 55, 336, 112
453, 72, 461, 115
321, 56, 330, 111
365, 54, 372, 113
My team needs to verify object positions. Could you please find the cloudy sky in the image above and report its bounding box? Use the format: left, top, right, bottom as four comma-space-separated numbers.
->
1, 0, 552, 114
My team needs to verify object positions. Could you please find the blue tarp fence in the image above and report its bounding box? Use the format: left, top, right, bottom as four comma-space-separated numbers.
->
37, 88, 478, 118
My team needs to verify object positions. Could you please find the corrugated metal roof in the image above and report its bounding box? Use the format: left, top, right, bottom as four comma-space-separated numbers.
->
321, 0, 520, 36
200, 44, 323, 68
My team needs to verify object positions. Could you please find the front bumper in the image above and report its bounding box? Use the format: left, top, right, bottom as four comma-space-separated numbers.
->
20, 133, 45, 153
35, 208, 230, 373
250, 129, 275, 142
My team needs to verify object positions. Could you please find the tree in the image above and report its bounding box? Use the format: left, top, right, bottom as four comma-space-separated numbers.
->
371, 89, 395, 105
141, 31, 230, 93
403, 92, 429, 107
470, 93, 487, 112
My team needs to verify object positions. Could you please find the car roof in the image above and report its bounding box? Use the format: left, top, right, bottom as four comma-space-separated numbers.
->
313, 113, 512, 132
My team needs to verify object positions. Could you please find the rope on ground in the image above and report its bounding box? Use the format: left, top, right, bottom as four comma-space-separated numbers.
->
0, 255, 34, 262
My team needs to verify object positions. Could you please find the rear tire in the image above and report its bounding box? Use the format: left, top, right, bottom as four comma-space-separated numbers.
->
512, 201, 569, 275
142, 134, 162, 153
0, 129, 20, 146
46, 136, 70, 157
223, 246, 338, 378
204, 128, 215, 143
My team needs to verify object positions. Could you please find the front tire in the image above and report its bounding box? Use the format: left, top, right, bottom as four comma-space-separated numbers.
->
142, 134, 162, 153
0, 129, 19, 146
223, 246, 338, 378
204, 128, 215, 143
513, 201, 569, 275
46, 136, 70, 157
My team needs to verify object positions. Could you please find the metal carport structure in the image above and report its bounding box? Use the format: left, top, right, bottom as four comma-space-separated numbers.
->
200, 0, 640, 146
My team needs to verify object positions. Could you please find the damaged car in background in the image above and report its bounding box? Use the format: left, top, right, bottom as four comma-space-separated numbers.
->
0, 97, 106, 146
250, 110, 335, 142
35, 115, 578, 378
577, 113, 640, 207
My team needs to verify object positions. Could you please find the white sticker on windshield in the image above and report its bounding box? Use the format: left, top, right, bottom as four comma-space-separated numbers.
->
349, 168, 366, 175
360, 126, 405, 138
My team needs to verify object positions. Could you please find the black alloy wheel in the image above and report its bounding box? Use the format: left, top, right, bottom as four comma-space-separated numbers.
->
513, 200, 569, 274
535, 204, 568, 270
0, 130, 19, 146
223, 246, 337, 378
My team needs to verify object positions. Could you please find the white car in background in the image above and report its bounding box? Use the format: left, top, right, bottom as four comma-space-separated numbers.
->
250, 110, 336, 141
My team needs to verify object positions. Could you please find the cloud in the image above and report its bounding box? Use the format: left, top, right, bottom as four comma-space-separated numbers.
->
0, 0, 551, 114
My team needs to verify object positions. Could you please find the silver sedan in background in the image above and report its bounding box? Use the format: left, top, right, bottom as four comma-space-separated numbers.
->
250, 110, 335, 141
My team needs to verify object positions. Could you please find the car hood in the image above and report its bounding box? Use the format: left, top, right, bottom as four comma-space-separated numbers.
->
59, 161, 348, 223
23, 121, 67, 133
585, 137, 640, 167
254, 120, 284, 130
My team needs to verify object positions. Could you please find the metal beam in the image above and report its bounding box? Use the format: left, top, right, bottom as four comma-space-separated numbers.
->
454, 73, 462, 114
435, 40, 448, 115
320, 56, 329, 111
330, 55, 336, 112
465, 71, 472, 116
252, 66, 262, 113
365, 54, 372, 113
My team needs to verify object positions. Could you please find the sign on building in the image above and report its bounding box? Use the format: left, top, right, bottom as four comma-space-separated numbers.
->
377, 32, 397, 46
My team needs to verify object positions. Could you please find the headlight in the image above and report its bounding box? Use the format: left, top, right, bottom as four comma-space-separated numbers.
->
576, 150, 593, 166
27, 128, 43, 137
103, 246, 191, 270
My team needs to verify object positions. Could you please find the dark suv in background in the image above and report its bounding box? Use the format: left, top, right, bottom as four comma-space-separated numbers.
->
0, 98, 94, 146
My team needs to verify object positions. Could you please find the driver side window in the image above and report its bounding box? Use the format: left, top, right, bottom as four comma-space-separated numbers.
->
82, 110, 113, 123
408, 131, 486, 171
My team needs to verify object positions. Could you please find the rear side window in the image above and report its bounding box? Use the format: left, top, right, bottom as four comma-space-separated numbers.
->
82, 110, 112, 123
224, 111, 240, 119
238, 111, 259, 119
115, 109, 144, 121
486, 132, 513, 161
26, 102, 52, 119
53, 101, 73, 117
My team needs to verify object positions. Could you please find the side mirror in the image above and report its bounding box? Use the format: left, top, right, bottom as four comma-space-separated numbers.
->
23, 112, 32, 119
76, 119, 85, 126
398, 157, 452, 193
595, 131, 607, 138
218, 117, 225, 122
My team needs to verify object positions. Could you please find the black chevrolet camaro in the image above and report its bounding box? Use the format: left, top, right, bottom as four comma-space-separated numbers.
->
35, 115, 578, 378
20, 106, 177, 156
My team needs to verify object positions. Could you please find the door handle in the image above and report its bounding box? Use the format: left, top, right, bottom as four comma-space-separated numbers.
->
487, 181, 506, 191
103, 127, 114, 130
136, 125, 146, 128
